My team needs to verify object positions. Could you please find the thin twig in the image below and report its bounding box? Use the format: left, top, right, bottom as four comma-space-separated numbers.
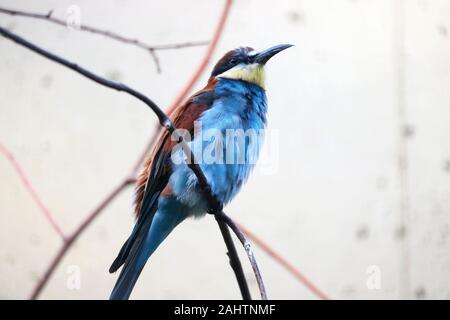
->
216, 215, 251, 300
0, 142, 66, 240
218, 212, 267, 299
0, 6, 208, 73
0, 27, 170, 125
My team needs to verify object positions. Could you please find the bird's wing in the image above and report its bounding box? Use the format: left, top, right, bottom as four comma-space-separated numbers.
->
134, 81, 216, 218
109, 79, 217, 274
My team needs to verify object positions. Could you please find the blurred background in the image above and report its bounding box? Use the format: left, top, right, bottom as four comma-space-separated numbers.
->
1, 0, 449, 299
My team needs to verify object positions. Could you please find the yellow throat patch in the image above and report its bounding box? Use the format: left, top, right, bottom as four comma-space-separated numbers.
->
216, 63, 266, 89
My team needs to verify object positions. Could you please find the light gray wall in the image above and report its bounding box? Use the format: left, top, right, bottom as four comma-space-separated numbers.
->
0, 0, 449, 299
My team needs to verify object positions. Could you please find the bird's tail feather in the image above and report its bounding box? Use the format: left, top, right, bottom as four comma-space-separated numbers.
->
109, 192, 162, 274
109, 209, 185, 300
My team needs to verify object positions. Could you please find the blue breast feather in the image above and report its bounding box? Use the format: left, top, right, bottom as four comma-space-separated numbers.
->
168, 79, 268, 216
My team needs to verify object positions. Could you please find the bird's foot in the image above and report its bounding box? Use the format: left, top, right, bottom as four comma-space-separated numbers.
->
198, 183, 223, 214
207, 198, 223, 215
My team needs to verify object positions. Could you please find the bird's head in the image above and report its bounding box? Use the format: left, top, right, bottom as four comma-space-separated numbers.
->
211, 44, 293, 89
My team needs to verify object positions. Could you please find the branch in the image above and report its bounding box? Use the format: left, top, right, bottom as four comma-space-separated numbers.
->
0, 26, 166, 126
216, 215, 251, 300
218, 212, 267, 299
0, 6, 208, 73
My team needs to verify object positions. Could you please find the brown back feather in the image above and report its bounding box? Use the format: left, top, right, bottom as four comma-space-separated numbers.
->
133, 78, 217, 217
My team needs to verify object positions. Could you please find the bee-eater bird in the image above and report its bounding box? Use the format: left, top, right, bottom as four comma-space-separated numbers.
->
109, 44, 292, 299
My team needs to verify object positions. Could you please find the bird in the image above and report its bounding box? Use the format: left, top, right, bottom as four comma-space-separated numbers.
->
109, 44, 292, 299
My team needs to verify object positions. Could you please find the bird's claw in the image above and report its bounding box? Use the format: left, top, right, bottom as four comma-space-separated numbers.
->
207, 199, 223, 215
199, 184, 212, 195
198, 183, 222, 214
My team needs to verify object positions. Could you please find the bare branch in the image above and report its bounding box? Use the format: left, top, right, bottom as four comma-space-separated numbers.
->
0, 27, 170, 123
0, 6, 208, 73
215, 215, 252, 300
217, 212, 267, 299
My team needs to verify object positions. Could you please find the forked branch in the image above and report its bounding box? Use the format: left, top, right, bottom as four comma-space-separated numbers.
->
0, 6, 208, 73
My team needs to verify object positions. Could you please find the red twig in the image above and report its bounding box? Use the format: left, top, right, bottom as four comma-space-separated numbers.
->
237, 222, 330, 300
0, 142, 66, 240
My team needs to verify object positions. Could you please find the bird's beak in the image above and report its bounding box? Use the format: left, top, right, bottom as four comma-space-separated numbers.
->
253, 44, 293, 64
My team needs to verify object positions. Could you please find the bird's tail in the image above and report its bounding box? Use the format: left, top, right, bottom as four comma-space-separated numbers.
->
109, 209, 185, 300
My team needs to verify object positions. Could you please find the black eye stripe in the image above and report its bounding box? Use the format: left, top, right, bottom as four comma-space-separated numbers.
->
211, 47, 256, 77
